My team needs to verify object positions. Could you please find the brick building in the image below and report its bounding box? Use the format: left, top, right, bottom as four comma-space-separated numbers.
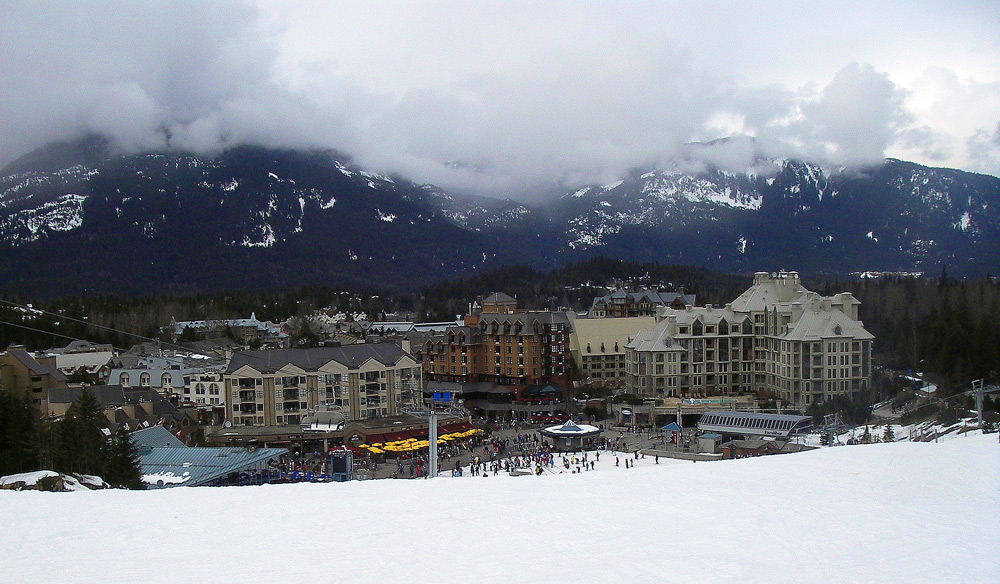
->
421, 293, 572, 414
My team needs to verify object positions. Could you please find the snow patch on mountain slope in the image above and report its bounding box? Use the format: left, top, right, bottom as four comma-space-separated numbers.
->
0, 193, 88, 245
639, 172, 762, 210
240, 223, 276, 248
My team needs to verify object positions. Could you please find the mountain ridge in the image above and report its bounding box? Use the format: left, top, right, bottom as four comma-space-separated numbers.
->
1, 138, 997, 296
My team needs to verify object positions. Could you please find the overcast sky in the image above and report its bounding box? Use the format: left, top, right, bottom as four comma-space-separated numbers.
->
2, 1, 998, 198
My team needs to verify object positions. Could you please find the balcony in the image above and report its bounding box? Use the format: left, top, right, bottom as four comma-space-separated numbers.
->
238, 390, 256, 401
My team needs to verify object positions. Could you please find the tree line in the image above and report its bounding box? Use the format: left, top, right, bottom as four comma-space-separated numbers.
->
0, 388, 144, 488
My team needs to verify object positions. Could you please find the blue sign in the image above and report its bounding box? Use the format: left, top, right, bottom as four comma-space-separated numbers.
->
433, 392, 452, 403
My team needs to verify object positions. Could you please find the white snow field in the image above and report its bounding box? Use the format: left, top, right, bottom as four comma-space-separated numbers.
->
2, 433, 997, 584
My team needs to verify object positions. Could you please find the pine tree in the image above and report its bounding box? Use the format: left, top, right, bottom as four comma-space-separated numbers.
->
105, 427, 145, 490
883, 424, 895, 442
0, 389, 40, 475
54, 388, 109, 477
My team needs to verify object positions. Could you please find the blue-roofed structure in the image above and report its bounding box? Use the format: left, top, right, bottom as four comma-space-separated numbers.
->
132, 425, 185, 448
131, 426, 286, 488
696, 410, 812, 438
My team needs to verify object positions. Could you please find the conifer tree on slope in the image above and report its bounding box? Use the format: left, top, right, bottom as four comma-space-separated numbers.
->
0, 389, 40, 475
105, 426, 145, 490
54, 388, 107, 476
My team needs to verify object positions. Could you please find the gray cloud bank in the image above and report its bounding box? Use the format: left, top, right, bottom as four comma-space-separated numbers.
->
2, 1, 997, 199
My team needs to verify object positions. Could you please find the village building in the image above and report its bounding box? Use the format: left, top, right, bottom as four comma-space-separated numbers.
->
168, 313, 288, 348
625, 271, 873, 409
131, 426, 287, 488
589, 289, 696, 318
37, 340, 115, 384
45, 384, 200, 429
0, 345, 69, 414
108, 345, 227, 411
568, 314, 656, 389
224, 343, 421, 426
420, 293, 572, 419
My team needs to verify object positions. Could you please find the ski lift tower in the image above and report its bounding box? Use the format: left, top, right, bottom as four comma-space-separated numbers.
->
968, 379, 1000, 429
406, 391, 456, 479
822, 412, 843, 446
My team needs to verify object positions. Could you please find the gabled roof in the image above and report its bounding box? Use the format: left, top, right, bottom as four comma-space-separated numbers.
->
137, 445, 287, 488
591, 289, 696, 311
225, 343, 413, 374
783, 306, 873, 341
624, 319, 683, 352
7, 349, 68, 381
483, 292, 516, 304
572, 317, 656, 355
477, 311, 570, 327
131, 425, 186, 448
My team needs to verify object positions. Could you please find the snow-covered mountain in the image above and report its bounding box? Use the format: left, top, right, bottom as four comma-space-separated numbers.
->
541, 157, 999, 275
0, 136, 997, 295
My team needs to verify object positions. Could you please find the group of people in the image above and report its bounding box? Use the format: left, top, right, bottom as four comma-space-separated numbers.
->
352, 419, 673, 480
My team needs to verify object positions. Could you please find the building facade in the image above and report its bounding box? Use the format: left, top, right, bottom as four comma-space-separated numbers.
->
589, 289, 695, 318
568, 315, 656, 389
0, 346, 69, 414
420, 293, 572, 394
625, 271, 873, 409
224, 343, 421, 426
169, 313, 288, 348
109, 352, 226, 409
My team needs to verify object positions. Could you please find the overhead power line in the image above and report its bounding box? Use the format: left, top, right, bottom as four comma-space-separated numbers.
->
0, 299, 205, 357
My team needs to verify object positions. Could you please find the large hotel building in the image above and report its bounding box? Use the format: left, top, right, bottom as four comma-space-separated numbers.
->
625, 271, 873, 408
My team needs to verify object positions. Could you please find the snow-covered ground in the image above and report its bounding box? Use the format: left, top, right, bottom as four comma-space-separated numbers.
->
1, 433, 997, 583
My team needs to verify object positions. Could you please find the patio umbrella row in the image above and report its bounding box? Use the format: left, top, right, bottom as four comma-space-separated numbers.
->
357, 428, 484, 454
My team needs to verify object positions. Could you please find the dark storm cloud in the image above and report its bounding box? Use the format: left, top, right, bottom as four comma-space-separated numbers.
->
1, 1, 997, 198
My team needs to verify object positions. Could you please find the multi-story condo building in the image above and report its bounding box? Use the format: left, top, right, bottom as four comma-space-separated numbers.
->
421, 293, 572, 396
0, 345, 69, 415
589, 289, 695, 318
224, 343, 421, 426
568, 314, 656, 389
625, 271, 873, 409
